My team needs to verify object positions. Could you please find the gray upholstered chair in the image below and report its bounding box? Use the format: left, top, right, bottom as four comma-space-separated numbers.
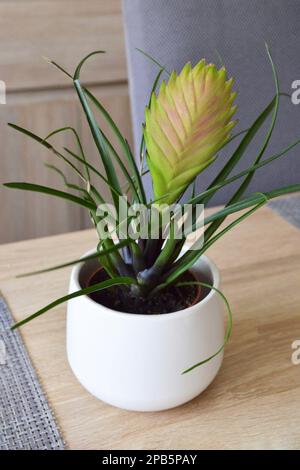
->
122, 0, 300, 204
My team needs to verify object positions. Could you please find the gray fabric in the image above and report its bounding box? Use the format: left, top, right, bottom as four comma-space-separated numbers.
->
0, 297, 65, 450
268, 195, 300, 228
123, 0, 300, 204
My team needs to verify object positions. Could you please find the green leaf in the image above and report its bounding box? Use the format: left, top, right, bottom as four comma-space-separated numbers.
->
11, 276, 135, 330
153, 131, 300, 237
213, 49, 225, 68
187, 135, 300, 208
8, 123, 86, 183
136, 48, 171, 75
223, 128, 249, 147
73, 50, 105, 80
147, 119, 286, 209
201, 44, 280, 243
7, 122, 128, 273
139, 67, 165, 171
73, 79, 122, 208
73, 52, 138, 205
44, 163, 87, 195
63, 147, 123, 199
162, 196, 267, 286
227, 44, 279, 202
83, 87, 147, 204
202, 195, 270, 226
101, 132, 139, 200
150, 138, 298, 250
8, 122, 52, 148
17, 240, 133, 278
43, 57, 73, 79
44, 126, 90, 183
202, 188, 293, 227
176, 281, 233, 374
200, 98, 275, 206
7, 124, 117, 266
262, 183, 300, 199
4, 182, 96, 211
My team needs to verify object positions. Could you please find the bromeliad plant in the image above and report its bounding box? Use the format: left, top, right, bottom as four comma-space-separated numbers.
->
5, 46, 300, 371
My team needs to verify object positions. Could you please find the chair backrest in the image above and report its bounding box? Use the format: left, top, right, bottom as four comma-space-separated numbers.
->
122, 0, 300, 204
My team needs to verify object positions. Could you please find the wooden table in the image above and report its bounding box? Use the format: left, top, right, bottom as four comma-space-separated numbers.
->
1, 205, 300, 450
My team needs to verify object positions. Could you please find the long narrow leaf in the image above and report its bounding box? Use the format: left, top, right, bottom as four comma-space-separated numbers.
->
202, 44, 280, 242
73, 50, 105, 80
186, 136, 300, 207
44, 51, 143, 202
101, 132, 139, 200
44, 163, 87, 194
136, 48, 171, 75
163, 197, 267, 285
44, 126, 90, 183
43, 57, 73, 79
261, 183, 300, 199
83, 87, 146, 203
8, 123, 86, 183
202, 184, 300, 227
177, 184, 300, 269
227, 44, 279, 202
176, 281, 233, 374
139, 67, 165, 171
74, 79, 122, 207
63, 147, 123, 199
201, 99, 275, 205
4, 182, 96, 211
11, 276, 135, 330
201, 89, 287, 207
17, 240, 133, 278
151, 133, 300, 235
8, 122, 52, 148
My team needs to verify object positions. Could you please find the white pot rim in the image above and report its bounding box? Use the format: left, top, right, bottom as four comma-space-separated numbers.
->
71, 248, 221, 321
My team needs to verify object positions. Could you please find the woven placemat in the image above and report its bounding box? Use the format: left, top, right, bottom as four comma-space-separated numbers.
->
0, 297, 65, 450
268, 195, 300, 229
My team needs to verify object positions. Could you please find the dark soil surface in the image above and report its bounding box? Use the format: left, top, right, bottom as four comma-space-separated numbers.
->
87, 269, 208, 314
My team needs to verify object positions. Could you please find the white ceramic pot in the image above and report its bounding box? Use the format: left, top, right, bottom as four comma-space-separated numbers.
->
67, 250, 224, 412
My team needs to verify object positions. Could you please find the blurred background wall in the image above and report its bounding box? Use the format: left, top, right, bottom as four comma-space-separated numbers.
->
1, 0, 300, 244
0, 0, 132, 244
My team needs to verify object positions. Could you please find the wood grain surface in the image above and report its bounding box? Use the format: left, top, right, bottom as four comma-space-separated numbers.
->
0, 0, 126, 91
0, 0, 132, 243
0, 84, 133, 243
0, 204, 300, 449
